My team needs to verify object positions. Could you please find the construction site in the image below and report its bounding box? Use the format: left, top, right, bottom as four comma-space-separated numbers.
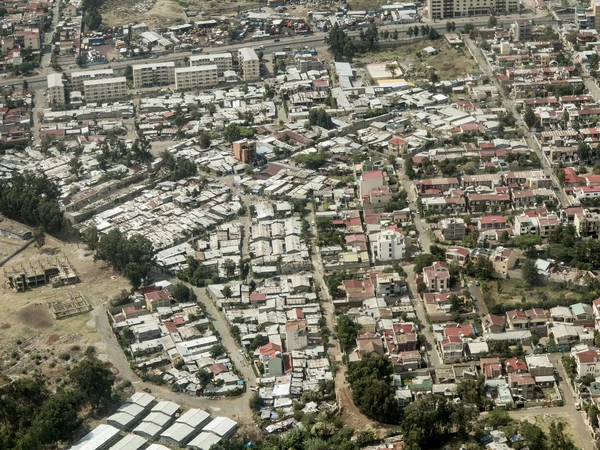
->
48, 292, 92, 319
3, 257, 79, 292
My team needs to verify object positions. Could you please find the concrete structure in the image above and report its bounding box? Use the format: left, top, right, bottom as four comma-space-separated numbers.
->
232, 139, 257, 164
47, 73, 65, 106
258, 342, 283, 376
189, 53, 233, 75
83, 77, 128, 103
371, 229, 405, 261
285, 319, 309, 351
422, 261, 450, 292
68, 69, 114, 92
440, 217, 466, 241
132, 62, 176, 89
238, 47, 260, 81
427, 0, 518, 19
175, 65, 219, 90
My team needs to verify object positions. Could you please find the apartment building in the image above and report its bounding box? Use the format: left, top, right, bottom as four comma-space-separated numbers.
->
175, 65, 218, 90
132, 62, 175, 89
68, 69, 114, 92
83, 77, 128, 102
232, 138, 256, 164
47, 73, 65, 106
427, 0, 518, 20
189, 53, 233, 75
238, 47, 260, 82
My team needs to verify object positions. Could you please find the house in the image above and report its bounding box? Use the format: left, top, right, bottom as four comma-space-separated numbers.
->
490, 247, 519, 279
525, 354, 554, 377
508, 372, 536, 399
446, 246, 470, 267
392, 350, 422, 372
388, 136, 408, 154
438, 335, 463, 363
356, 332, 385, 357
573, 347, 600, 378
258, 343, 283, 376
478, 215, 508, 230
422, 261, 450, 292
440, 217, 466, 241
359, 170, 387, 199
285, 319, 308, 351
145, 290, 173, 311
504, 357, 528, 374
482, 314, 505, 333
480, 357, 502, 379
371, 229, 405, 261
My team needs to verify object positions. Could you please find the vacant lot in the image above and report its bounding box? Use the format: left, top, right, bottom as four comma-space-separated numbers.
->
508, 410, 589, 450
363, 40, 479, 81
0, 234, 129, 384
480, 278, 585, 313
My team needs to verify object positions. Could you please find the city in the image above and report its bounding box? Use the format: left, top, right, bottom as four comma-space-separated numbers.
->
1, 0, 600, 449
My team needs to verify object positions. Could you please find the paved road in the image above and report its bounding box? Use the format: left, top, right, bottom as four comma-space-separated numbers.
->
468, 281, 490, 317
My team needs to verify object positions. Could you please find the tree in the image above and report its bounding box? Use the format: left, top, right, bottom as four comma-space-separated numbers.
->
223, 123, 242, 142
524, 105, 536, 127
588, 403, 599, 428
82, 225, 99, 250
172, 283, 191, 302
578, 142, 591, 162
83, 9, 101, 30
295, 152, 327, 170
407, 27, 413, 37
488, 15, 497, 28
392, 29, 399, 40
308, 108, 334, 129
514, 234, 542, 256
68, 356, 114, 408
521, 259, 539, 287
222, 259, 236, 278
547, 420, 577, 450
475, 256, 494, 280
33, 226, 45, 251
222, 285, 232, 298
199, 132, 211, 149
335, 315, 359, 352
428, 28, 440, 40
209, 344, 226, 358
196, 369, 213, 388
446, 22, 453, 32
413, 25, 419, 36
249, 392, 263, 411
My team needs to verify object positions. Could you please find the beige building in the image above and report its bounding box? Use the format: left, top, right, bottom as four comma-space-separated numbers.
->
238, 47, 260, 82
189, 53, 233, 75
68, 69, 114, 92
427, 0, 518, 20
47, 73, 65, 106
132, 62, 175, 89
83, 77, 128, 102
175, 65, 219, 91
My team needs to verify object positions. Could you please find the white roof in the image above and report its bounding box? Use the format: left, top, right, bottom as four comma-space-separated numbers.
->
187, 432, 222, 450
190, 53, 232, 61
151, 401, 181, 416
84, 76, 126, 86
126, 391, 156, 408
160, 422, 196, 444
175, 65, 218, 74
238, 47, 258, 61
202, 416, 237, 437
47, 73, 64, 88
132, 61, 175, 70
69, 424, 120, 450
108, 434, 147, 450
146, 445, 170, 450
176, 408, 211, 428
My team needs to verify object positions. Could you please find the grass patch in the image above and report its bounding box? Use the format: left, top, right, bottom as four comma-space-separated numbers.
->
480, 278, 586, 314
362, 40, 479, 81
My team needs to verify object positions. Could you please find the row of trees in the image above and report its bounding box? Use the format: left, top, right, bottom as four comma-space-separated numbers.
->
0, 171, 66, 234
83, 227, 154, 288
406, 25, 440, 40
0, 356, 115, 450
327, 24, 378, 61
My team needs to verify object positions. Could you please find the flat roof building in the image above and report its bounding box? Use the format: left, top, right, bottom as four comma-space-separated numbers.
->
132, 62, 176, 89
83, 77, 128, 103
189, 53, 233, 75
47, 73, 65, 106
238, 47, 260, 82
175, 65, 219, 91
68, 69, 115, 92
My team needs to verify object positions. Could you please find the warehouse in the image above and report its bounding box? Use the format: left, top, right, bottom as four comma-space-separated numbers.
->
160, 422, 199, 448
187, 432, 222, 450
126, 391, 157, 409
132, 421, 164, 441
202, 417, 238, 438
146, 445, 170, 450
107, 434, 147, 450
151, 401, 182, 417
106, 403, 147, 430
69, 424, 121, 450
176, 409, 211, 429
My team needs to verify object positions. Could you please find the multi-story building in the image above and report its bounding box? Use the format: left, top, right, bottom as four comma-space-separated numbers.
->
440, 217, 466, 241
68, 69, 114, 92
592, 0, 600, 30
371, 229, 405, 262
132, 62, 175, 89
513, 19, 532, 41
189, 53, 233, 75
174, 65, 218, 90
232, 139, 256, 164
428, 0, 518, 20
285, 319, 308, 351
47, 73, 65, 106
238, 47, 260, 82
83, 77, 128, 103
422, 261, 450, 292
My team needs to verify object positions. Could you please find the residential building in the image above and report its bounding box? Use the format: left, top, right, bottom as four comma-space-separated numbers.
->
508, 372, 536, 399
573, 347, 600, 378
374, 272, 403, 299
238, 47, 260, 82
427, 0, 518, 20
258, 342, 283, 376
174, 65, 218, 90
445, 246, 469, 267
440, 217, 466, 241
68, 69, 114, 92
285, 319, 308, 351
422, 261, 450, 292
504, 357, 528, 374
371, 229, 405, 262
490, 247, 519, 279
359, 170, 387, 199
232, 139, 257, 164
145, 290, 173, 311
481, 357, 502, 379
524, 354, 554, 377
132, 62, 176, 89
83, 77, 128, 102
189, 53, 233, 75
513, 19, 533, 41
388, 136, 408, 154
47, 73, 65, 107
482, 314, 505, 334
438, 334, 463, 363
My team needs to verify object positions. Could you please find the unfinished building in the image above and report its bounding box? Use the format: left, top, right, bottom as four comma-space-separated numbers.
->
48, 292, 92, 319
3, 257, 79, 292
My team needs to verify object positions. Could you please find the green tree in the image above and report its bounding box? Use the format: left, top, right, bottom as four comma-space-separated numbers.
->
68, 357, 114, 408
524, 105, 536, 127
222, 285, 233, 298
209, 344, 226, 358
308, 108, 334, 129
521, 259, 539, 287
199, 132, 211, 149
335, 315, 359, 352
222, 259, 236, 278
223, 123, 242, 142
171, 283, 191, 302
514, 234, 542, 255
488, 15, 497, 27
196, 369, 213, 388
33, 226, 45, 251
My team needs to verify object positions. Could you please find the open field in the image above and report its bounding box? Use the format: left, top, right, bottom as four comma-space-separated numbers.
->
480, 278, 586, 313
363, 40, 479, 81
101, 0, 184, 28
0, 233, 129, 385
508, 410, 588, 450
